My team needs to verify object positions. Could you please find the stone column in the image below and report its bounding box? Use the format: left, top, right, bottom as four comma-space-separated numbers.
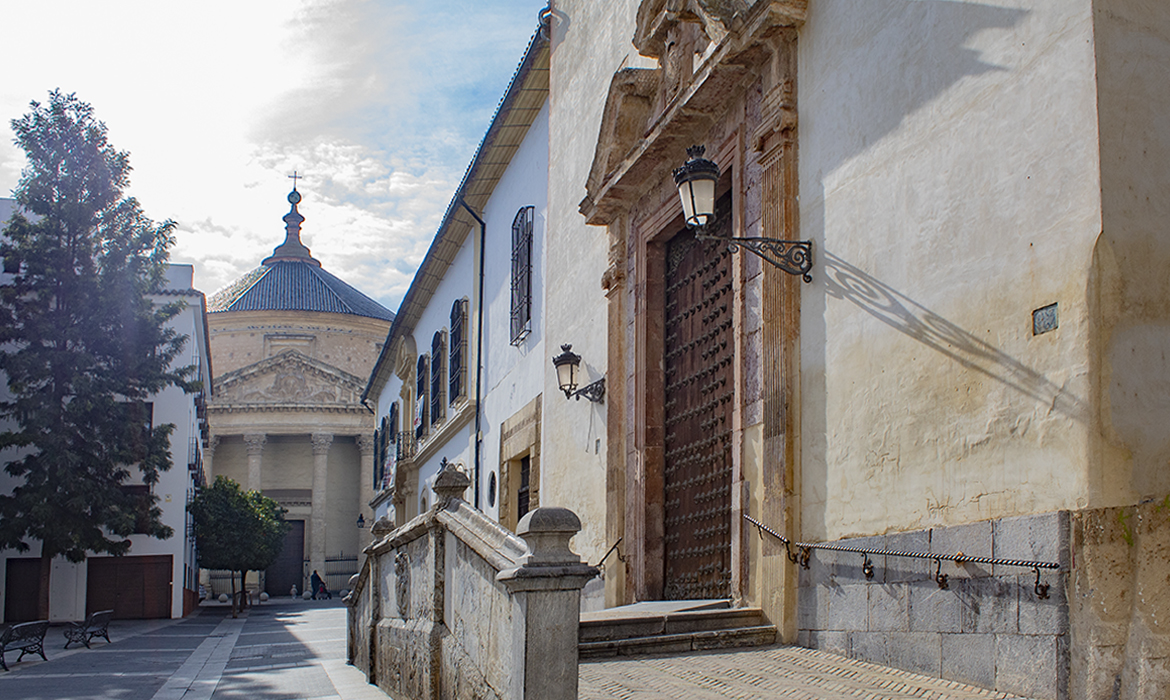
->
204, 435, 220, 482
498, 507, 599, 700
243, 433, 266, 492
751, 26, 802, 643
310, 433, 333, 580
356, 434, 375, 552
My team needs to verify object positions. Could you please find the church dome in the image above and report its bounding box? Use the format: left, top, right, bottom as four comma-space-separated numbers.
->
208, 189, 394, 322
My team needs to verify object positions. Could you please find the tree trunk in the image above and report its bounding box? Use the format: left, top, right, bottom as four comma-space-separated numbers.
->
240, 570, 248, 610
38, 550, 52, 620
230, 570, 238, 618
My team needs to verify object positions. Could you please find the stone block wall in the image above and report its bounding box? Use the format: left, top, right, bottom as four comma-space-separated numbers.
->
797, 511, 1070, 699
347, 467, 597, 700
1069, 500, 1170, 700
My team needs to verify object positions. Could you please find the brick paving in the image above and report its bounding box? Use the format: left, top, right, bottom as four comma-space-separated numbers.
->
579, 645, 1039, 700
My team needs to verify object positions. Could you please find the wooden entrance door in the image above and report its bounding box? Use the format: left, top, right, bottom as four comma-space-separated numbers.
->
4, 558, 40, 623
87, 555, 172, 619
265, 520, 305, 596
662, 218, 734, 600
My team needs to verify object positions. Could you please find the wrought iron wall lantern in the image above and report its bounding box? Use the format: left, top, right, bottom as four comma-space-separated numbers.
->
552, 344, 606, 403
673, 145, 814, 282
356, 513, 366, 529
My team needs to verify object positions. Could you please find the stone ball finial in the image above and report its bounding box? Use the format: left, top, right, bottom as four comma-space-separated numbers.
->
432, 460, 470, 507
370, 516, 395, 537
516, 507, 583, 566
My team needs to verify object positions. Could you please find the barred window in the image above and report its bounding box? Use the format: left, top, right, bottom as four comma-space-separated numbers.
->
449, 299, 467, 403
375, 417, 388, 490
415, 355, 429, 439
430, 331, 446, 425
510, 206, 534, 344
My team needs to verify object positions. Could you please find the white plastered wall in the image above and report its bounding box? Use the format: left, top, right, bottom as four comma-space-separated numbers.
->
798, 0, 1102, 540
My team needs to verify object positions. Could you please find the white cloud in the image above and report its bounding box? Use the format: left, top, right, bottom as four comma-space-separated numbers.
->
0, 0, 543, 310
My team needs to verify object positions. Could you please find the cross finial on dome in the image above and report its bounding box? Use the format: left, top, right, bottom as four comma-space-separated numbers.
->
262, 177, 320, 267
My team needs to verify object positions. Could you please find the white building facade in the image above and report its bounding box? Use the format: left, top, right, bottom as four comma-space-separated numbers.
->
0, 258, 212, 622
366, 32, 551, 539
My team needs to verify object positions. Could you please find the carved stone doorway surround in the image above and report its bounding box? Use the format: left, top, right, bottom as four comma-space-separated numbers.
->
581, 0, 806, 638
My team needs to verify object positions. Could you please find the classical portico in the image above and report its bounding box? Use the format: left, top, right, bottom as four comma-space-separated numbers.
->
204, 188, 394, 595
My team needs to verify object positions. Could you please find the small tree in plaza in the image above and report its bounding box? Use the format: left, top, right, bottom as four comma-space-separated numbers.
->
0, 91, 192, 619
188, 476, 290, 617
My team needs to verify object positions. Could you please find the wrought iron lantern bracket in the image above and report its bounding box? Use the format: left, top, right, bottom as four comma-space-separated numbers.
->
695, 232, 814, 282
570, 377, 606, 404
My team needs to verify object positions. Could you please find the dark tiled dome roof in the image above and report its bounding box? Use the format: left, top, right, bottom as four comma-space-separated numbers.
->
207, 188, 394, 322
207, 261, 394, 321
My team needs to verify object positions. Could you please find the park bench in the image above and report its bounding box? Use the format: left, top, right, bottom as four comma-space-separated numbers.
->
0, 619, 49, 671
63, 609, 113, 649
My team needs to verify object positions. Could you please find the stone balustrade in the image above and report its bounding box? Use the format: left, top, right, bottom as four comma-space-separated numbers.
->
346, 463, 597, 699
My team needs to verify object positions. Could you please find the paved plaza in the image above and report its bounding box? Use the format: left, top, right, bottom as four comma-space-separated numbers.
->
0, 600, 382, 700
3, 600, 1037, 699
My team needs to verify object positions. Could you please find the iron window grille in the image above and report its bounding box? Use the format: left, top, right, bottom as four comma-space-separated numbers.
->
430, 331, 446, 426
510, 206, 534, 345
415, 355, 429, 439
517, 454, 531, 521
449, 299, 467, 403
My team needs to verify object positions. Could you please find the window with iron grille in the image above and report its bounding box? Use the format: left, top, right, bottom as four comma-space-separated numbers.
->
449, 299, 467, 403
373, 419, 383, 490
517, 454, 531, 521
430, 331, 445, 426
415, 355, 428, 439
510, 206, 534, 344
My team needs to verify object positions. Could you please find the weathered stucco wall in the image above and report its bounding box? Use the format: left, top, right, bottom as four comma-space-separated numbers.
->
545, 0, 649, 571
799, 0, 1103, 541
1089, 0, 1170, 508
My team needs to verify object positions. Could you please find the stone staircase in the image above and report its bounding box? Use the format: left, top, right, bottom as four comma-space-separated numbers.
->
579, 600, 777, 659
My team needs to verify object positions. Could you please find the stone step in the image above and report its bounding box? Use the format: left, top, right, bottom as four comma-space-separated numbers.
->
579, 623, 777, 659
579, 607, 771, 643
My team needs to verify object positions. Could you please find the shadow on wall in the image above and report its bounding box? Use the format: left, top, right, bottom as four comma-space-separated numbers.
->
822, 251, 1088, 424
799, 0, 1048, 533
801, 0, 1029, 178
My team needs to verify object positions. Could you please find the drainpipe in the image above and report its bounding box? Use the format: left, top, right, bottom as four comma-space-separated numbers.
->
457, 196, 485, 510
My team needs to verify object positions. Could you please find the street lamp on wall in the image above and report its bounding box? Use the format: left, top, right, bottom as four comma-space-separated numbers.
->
356, 513, 366, 529
552, 344, 606, 403
673, 145, 814, 282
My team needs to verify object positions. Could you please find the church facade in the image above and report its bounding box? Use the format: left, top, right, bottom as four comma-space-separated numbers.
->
205, 190, 393, 596
537, 0, 1170, 697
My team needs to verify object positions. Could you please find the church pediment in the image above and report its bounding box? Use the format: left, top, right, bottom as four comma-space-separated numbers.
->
212, 349, 366, 406
581, 0, 806, 225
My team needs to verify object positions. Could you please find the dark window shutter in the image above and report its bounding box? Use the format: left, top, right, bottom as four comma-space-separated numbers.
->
449, 300, 466, 402
431, 332, 445, 425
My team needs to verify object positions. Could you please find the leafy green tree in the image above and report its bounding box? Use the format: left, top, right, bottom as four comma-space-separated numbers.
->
0, 91, 192, 619
188, 477, 290, 617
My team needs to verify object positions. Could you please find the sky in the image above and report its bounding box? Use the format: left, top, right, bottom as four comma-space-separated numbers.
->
0, 0, 546, 310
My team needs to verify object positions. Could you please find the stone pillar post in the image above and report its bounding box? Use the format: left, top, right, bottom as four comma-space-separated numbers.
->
356, 434, 375, 552
310, 433, 333, 580
243, 433, 266, 492
498, 507, 599, 700
204, 435, 220, 482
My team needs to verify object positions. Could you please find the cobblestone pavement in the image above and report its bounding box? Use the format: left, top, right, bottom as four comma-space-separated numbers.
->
580, 645, 1039, 700
0, 599, 383, 700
